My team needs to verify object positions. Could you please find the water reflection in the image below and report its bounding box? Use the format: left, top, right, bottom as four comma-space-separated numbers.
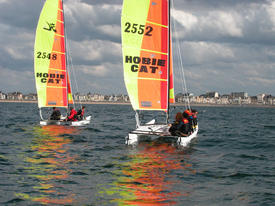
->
107, 142, 196, 205
16, 125, 79, 205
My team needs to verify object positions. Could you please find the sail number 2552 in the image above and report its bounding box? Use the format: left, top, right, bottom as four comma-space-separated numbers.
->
124, 22, 153, 36
36, 52, 57, 60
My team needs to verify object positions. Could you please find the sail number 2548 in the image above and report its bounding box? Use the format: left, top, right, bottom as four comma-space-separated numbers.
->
36, 52, 57, 60
124, 22, 153, 36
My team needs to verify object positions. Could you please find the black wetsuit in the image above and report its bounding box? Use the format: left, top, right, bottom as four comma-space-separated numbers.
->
50, 110, 61, 120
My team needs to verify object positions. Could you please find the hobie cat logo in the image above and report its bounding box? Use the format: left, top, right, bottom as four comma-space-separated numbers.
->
125, 56, 166, 74
43, 22, 57, 32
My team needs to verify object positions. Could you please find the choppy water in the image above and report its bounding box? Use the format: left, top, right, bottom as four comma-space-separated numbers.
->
0, 102, 274, 205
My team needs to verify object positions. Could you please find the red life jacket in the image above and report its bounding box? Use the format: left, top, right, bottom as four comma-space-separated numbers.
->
182, 118, 189, 124
68, 109, 77, 121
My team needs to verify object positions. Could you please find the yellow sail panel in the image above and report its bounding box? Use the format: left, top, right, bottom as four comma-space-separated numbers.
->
122, 0, 150, 110
122, 0, 170, 111
34, 0, 68, 108
67, 73, 74, 105
169, 37, 175, 103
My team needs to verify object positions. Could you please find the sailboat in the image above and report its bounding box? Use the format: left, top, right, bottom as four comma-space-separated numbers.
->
34, 0, 91, 126
121, 0, 198, 146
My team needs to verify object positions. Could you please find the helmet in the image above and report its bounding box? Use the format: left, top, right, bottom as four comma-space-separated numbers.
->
184, 109, 191, 115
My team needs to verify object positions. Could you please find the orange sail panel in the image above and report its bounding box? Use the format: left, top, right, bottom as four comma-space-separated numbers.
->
34, 0, 68, 108
122, 0, 172, 111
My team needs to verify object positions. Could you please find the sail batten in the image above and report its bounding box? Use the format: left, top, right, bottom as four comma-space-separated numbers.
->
146, 21, 168, 28
138, 77, 168, 81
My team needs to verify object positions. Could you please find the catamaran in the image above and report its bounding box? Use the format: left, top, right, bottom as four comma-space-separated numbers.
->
121, 0, 198, 146
34, 0, 91, 126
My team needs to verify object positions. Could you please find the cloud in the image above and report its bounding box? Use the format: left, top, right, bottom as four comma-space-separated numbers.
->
0, 0, 275, 96
64, 0, 121, 42
0, 67, 34, 93
67, 39, 121, 67
68, 61, 124, 94
172, 8, 243, 42
0, 0, 43, 30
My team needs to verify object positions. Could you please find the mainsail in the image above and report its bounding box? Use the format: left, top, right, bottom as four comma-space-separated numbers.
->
34, 0, 70, 108
121, 0, 174, 112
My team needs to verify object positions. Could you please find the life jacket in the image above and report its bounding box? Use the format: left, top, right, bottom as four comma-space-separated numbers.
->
184, 109, 192, 116
181, 118, 191, 134
68, 109, 77, 121
182, 118, 189, 124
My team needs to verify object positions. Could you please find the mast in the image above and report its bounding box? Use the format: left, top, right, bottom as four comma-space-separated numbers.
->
166, 0, 171, 124
61, 0, 69, 112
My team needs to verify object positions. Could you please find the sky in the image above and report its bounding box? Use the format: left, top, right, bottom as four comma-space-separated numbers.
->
0, 0, 275, 96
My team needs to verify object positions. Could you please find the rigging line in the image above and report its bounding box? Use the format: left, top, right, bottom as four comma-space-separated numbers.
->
65, 35, 82, 108
61, 0, 70, 112
171, 0, 191, 110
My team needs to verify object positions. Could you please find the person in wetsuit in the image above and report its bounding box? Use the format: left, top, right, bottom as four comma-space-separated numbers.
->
76, 106, 85, 120
169, 112, 189, 137
182, 111, 191, 135
191, 109, 198, 127
183, 109, 194, 132
50, 107, 61, 120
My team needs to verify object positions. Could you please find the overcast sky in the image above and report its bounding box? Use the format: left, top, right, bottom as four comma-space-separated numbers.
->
0, 0, 275, 96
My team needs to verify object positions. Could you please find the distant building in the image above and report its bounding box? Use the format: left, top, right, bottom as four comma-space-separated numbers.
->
264, 95, 274, 105
257, 94, 265, 104
250, 96, 257, 104
175, 93, 191, 103
231, 92, 248, 99
7, 92, 23, 100
90, 93, 105, 101
219, 95, 230, 104
204, 92, 219, 98
23, 93, 37, 101
0, 91, 6, 100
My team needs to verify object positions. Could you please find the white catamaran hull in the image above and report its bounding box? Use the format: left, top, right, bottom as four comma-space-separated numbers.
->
40, 116, 91, 126
126, 119, 198, 146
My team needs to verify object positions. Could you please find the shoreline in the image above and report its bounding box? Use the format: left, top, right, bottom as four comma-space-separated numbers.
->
1, 100, 275, 108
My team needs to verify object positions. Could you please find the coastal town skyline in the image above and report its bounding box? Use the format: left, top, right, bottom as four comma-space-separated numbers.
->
1, 0, 275, 96
2, 90, 275, 106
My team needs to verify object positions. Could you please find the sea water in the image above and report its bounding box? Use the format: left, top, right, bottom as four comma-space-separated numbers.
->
0, 102, 274, 205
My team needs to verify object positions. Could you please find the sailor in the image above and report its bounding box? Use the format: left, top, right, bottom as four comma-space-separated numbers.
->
67, 107, 77, 121
183, 109, 193, 132
169, 112, 188, 136
50, 107, 61, 120
182, 111, 191, 135
77, 106, 85, 120
191, 109, 198, 126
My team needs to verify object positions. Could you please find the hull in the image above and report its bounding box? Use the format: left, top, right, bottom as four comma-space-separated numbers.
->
177, 125, 198, 147
126, 119, 198, 146
40, 116, 91, 127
